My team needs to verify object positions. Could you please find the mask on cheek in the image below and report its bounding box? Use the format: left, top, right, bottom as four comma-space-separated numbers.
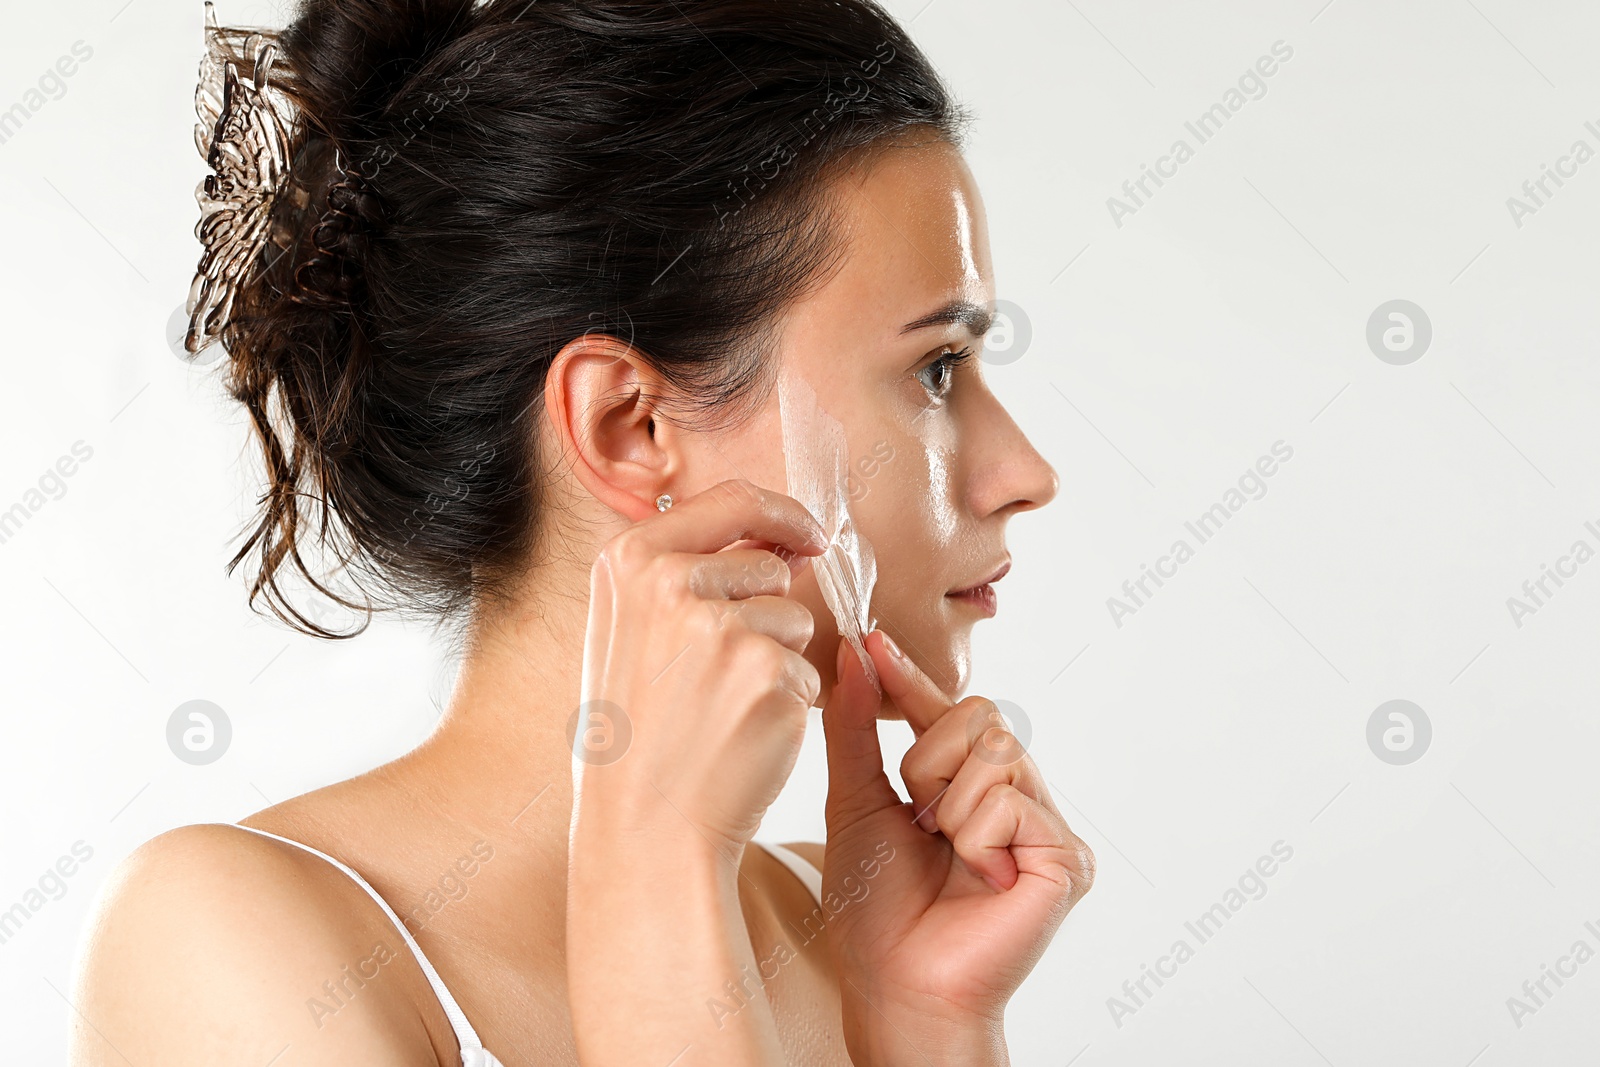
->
778, 371, 882, 693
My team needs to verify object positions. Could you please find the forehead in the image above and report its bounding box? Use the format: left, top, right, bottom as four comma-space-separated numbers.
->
794, 139, 995, 348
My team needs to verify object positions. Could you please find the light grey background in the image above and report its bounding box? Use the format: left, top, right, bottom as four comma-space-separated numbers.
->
3, 0, 1598, 1063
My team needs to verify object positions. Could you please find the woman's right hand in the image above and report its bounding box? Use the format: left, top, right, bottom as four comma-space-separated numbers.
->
566, 477, 829, 1066
570, 476, 829, 851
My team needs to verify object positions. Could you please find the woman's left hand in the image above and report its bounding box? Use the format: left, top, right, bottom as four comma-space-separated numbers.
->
819, 629, 1095, 1066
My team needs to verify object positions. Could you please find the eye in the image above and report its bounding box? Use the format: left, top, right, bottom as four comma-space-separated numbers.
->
916, 346, 975, 401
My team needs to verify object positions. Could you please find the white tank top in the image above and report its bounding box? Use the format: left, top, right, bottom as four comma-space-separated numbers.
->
227, 823, 823, 1065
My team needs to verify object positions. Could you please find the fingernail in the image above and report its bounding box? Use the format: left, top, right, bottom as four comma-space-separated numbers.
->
880, 632, 903, 661
915, 809, 938, 833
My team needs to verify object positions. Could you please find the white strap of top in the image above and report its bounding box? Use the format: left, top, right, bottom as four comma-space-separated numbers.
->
226, 823, 495, 1062
759, 841, 824, 903
226, 824, 815, 1064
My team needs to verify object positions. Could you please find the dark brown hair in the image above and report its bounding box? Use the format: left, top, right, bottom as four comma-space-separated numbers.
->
205, 0, 967, 638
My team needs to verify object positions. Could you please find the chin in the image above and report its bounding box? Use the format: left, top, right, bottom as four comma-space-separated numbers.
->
940, 637, 972, 699
810, 598, 973, 711
896, 620, 970, 702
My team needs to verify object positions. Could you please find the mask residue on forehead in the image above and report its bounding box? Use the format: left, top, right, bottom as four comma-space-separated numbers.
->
951, 189, 981, 286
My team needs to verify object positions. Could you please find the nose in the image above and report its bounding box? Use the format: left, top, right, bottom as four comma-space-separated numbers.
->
967, 394, 1059, 519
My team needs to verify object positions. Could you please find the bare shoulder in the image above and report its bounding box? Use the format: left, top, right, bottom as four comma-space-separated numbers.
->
70, 822, 440, 1067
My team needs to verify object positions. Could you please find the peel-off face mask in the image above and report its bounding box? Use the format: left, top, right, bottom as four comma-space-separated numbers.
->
778, 370, 882, 694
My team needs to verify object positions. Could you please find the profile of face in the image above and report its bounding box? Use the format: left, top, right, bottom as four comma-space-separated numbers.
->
675, 139, 1060, 708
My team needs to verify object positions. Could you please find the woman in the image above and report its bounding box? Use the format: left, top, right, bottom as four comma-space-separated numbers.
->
71, 1, 1093, 1064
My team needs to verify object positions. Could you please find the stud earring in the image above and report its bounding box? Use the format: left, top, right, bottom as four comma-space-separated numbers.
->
655, 493, 674, 512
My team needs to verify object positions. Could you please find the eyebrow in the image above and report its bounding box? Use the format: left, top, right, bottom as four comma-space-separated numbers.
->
899, 300, 993, 338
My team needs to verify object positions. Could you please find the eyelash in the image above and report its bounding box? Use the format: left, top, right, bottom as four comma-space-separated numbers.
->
916, 346, 975, 401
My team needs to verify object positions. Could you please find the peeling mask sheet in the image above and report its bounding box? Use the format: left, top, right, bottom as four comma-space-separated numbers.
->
778, 372, 882, 693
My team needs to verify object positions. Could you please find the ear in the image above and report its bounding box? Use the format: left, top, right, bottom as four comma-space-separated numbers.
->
544, 333, 679, 523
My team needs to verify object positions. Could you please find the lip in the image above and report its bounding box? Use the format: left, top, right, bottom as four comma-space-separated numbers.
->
946, 559, 1010, 618
949, 559, 1011, 595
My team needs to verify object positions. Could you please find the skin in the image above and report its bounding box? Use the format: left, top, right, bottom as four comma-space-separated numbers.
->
68, 137, 1091, 1067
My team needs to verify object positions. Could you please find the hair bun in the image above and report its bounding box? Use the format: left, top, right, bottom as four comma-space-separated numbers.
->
288, 146, 384, 309
274, 0, 479, 312
283, 0, 477, 146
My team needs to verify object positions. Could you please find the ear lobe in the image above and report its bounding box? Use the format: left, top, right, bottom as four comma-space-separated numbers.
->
544, 334, 677, 523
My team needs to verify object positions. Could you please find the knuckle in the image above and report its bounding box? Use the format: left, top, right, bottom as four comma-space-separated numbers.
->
795, 603, 815, 647
709, 477, 764, 515
960, 695, 1002, 732
950, 833, 987, 867
899, 744, 933, 784
962, 697, 1025, 765
723, 629, 762, 666
644, 553, 688, 604
746, 639, 789, 679
788, 657, 822, 709
978, 727, 1020, 763
744, 642, 806, 710
702, 598, 744, 638
600, 529, 650, 576
1062, 837, 1097, 902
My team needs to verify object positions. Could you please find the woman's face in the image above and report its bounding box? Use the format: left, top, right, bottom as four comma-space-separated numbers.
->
700, 139, 1059, 708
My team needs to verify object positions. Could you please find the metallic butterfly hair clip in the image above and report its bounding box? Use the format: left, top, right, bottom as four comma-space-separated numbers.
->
183, 0, 297, 359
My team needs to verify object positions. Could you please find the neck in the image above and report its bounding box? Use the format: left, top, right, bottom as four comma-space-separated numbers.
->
400, 565, 593, 884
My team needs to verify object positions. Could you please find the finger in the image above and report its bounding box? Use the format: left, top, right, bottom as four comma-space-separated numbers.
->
706, 595, 815, 655
931, 729, 1033, 840
951, 701, 1054, 805
635, 479, 828, 559
823, 636, 902, 830
952, 783, 1089, 897
683, 548, 798, 600
732, 643, 823, 724
773, 645, 824, 712
864, 629, 952, 738
899, 695, 1001, 833
726, 540, 815, 583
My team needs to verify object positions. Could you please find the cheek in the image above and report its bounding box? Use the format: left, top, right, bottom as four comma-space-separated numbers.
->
855, 424, 959, 567
859, 426, 972, 695
898, 405, 961, 546
702, 400, 788, 497
920, 435, 960, 544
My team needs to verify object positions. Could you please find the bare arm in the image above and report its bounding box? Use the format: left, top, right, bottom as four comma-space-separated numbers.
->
564, 479, 829, 1065
568, 827, 787, 1065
